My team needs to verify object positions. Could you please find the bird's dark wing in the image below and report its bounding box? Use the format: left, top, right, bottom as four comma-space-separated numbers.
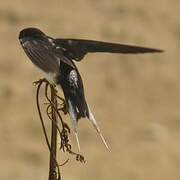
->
21, 39, 75, 73
59, 63, 88, 119
54, 39, 163, 61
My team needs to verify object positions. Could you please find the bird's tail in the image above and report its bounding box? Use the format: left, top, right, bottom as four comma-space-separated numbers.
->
86, 104, 110, 151
67, 99, 81, 151
67, 96, 110, 151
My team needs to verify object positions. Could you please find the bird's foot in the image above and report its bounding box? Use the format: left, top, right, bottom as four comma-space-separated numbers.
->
59, 104, 68, 115
33, 78, 47, 86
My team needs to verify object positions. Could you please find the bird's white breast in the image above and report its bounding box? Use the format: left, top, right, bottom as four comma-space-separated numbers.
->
44, 72, 58, 85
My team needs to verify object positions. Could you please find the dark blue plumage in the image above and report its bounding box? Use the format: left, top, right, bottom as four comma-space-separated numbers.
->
19, 27, 163, 151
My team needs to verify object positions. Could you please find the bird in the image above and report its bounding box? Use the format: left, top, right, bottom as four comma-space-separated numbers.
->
19, 27, 163, 151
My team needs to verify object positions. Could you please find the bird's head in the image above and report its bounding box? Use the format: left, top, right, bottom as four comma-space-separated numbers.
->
19, 27, 46, 44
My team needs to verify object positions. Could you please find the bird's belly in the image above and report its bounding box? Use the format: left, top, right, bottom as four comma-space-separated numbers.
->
43, 71, 58, 86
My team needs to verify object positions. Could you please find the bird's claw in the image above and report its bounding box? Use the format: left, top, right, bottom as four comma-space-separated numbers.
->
33, 78, 47, 86
59, 104, 68, 115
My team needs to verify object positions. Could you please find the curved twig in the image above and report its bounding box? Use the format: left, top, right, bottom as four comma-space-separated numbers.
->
34, 78, 86, 180
35, 79, 51, 151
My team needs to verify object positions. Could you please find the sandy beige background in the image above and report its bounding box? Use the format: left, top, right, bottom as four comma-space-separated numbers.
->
0, 0, 179, 179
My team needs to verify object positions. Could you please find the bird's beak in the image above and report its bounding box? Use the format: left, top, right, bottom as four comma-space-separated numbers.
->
19, 38, 23, 45
19, 38, 27, 47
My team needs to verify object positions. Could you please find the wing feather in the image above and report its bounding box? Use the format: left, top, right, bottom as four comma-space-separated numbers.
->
22, 39, 75, 73
55, 38, 163, 61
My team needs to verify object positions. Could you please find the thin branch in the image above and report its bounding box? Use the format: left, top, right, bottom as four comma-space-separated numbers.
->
34, 78, 86, 180
48, 84, 58, 180
35, 79, 51, 151
34, 79, 61, 179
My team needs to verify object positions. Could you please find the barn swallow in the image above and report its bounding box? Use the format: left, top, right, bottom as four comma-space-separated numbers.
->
19, 27, 163, 151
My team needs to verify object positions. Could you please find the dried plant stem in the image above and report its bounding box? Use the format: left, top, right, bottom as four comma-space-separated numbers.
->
34, 78, 85, 180
35, 79, 51, 151
48, 85, 58, 180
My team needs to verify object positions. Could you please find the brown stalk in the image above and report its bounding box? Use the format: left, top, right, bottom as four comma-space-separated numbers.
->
48, 84, 58, 180
34, 78, 85, 180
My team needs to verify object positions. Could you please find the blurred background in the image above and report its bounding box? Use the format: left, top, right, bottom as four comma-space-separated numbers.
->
0, 0, 179, 179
